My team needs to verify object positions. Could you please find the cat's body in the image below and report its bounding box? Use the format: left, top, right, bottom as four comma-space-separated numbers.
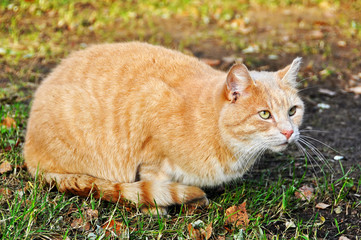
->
24, 42, 304, 212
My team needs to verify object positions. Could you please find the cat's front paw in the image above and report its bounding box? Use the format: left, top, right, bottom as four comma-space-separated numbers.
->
185, 196, 209, 210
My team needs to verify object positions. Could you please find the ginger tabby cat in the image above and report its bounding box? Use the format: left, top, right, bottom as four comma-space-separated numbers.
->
24, 42, 304, 214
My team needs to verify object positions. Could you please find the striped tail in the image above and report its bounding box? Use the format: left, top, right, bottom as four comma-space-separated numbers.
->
40, 172, 207, 208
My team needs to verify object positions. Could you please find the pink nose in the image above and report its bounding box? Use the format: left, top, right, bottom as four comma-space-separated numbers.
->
281, 129, 294, 140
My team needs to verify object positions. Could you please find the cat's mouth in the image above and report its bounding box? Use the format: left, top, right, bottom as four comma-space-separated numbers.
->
278, 141, 289, 146
270, 142, 290, 152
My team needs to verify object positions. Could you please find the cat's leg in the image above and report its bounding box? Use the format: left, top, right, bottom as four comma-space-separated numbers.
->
39, 171, 207, 213
137, 165, 209, 215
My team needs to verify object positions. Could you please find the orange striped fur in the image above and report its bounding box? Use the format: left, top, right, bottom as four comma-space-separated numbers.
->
24, 42, 304, 213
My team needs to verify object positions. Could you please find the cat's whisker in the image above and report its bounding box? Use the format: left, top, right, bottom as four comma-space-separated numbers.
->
299, 138, 335, 173
300, 135, 342, 155
234, 144, 260, 165
300, 129, 329, 133
295, 142, 320, 178
234, 141, 264, 159
234, 141, 267, 170
297, 86, 319, 93
298, 138, 335, 173
298, 76, 314, 84
241, 143, 267, 170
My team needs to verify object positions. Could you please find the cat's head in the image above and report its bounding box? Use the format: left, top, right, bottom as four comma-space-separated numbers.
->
220, 58, 304, 153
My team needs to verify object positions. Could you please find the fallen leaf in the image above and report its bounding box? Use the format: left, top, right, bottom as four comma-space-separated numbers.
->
313, 215, 326, 227
339, 236, 351, 240
337, 41, 347, 47
187, 221, 212, 240
46, 234, 70, 240
295, 185, 315, 201
268, 54, 278, 60
221, 56, 236, 64
71, 217, 91, 231
4, 146, 12, 152
242, 44, 259, 54
316, 202, 330, 209
225, 202, 249, 229
200, 58, 221, 67
102, 219, 125, 236
347, 86, 361, 95
318, 88, 336, 96
0, 161, 13, 174
1, 117, 16, 128
335, 206, 342, 214
205, 223, 212, 240
188, 223, 201, 240
0, 188, 12, 196
86, 208, 98, 220
285, 220, 296, 229
333, 155, 345, 161
317, 103, 331, 109
308, 30, 324, 40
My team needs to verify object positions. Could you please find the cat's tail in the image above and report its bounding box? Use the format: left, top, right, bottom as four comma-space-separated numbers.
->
37, 172, 207, 208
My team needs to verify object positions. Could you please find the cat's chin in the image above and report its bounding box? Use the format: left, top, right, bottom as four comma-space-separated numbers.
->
269, 143, 289, 152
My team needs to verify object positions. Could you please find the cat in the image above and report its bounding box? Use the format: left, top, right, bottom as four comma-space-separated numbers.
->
24, 42, 304, 214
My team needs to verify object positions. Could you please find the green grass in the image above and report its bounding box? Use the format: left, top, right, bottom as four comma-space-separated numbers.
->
1, 0, 361, 239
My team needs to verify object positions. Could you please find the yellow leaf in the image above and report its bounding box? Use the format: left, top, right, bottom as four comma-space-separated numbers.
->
0, 161, 13, 174
1, 117, 16, 128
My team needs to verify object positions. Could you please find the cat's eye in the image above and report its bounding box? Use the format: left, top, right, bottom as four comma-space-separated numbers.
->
259, 110, 271, 119
289, 106, 297, 116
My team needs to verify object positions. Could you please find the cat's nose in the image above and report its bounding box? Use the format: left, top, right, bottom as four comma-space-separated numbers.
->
281, 129, 294, 140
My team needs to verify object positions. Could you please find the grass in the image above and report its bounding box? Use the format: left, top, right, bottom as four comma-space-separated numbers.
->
1, 0, 361, 239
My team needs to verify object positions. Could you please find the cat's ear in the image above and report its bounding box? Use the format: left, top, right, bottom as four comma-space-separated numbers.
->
277, 57, 302, 87
226, 63, 255, 103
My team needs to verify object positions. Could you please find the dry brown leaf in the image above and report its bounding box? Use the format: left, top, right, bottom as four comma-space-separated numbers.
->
46, 234, 70, 240
337, 40, 347, 47
205, 223, 212, 240
308, 30, 324, 40
0, 188, 12, 196
70, 218, 82, 228
225, 202, 249, 229
71, 218, 91, 231
200, 58, 221, 67
347, 86, 361, 95
315, 202, 330, 209
188, 223, 202, 240
102, 219, 125, 236
0, 161, 13, 174
295, 185, 314, 201
339, 236, 351, 240
187, 222, 212, 240
85, 208, 98, 220
1, 117, 16, 128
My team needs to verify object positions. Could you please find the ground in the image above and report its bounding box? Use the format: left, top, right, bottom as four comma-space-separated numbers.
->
0, 1, 361, 239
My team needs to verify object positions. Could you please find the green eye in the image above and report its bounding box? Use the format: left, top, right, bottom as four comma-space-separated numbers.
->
289, 106, 297, 116
259, 110, 271, 119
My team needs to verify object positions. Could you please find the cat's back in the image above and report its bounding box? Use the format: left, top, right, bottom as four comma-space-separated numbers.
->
43, 42, 216, 89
